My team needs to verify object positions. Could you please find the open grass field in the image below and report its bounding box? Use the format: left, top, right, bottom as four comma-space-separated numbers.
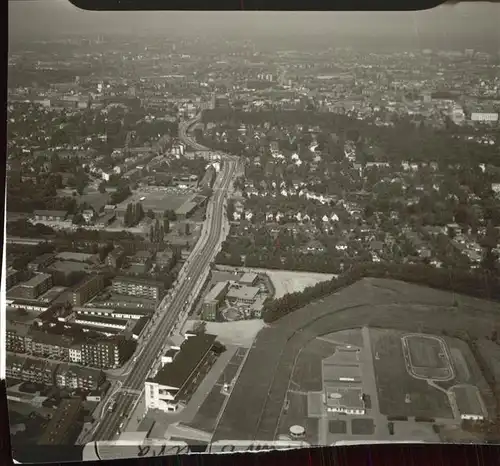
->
329, 420, 347, 434
289, 339, 337, 392
351, 418, 375, 436
320, 329, 364, 348
213, 278, 500, 442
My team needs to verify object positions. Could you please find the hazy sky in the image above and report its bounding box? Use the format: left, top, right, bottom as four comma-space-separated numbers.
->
8, 0, 500, 48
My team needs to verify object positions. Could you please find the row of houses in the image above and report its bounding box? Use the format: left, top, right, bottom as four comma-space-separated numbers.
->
6, 321, 134, 369
6, 353, 106, 392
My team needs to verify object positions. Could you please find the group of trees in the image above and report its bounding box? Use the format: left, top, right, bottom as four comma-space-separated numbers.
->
164, 209, 177, 221
109, 184, 131, 205
149, 218, 166, 244
123, 202, 145, 227
263, 261, 500, 323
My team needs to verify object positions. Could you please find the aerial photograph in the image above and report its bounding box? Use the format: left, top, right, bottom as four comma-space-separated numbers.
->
5, 0, 500, 462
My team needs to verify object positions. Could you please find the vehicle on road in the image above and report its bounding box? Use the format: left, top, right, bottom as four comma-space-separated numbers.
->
108, 400, 117, 412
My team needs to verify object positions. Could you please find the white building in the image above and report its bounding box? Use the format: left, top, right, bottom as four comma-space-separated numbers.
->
471, 112, 499, 122
144, 333, 216, 413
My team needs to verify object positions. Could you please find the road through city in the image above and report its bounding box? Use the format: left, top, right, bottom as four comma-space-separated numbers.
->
91, 118, 237, 441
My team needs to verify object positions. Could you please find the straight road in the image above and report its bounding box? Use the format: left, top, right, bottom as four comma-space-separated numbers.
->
91, 145, 236, 441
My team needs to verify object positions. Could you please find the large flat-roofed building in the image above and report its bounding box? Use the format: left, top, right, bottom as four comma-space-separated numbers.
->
18, 273, 53, 299
145, 333, 216, 413
72, 274, 105, 306
37, 399, 82, 445
239, 272, 258, 286
202, 281, 229, 320
452, 385, 486, 421
112, 276, 164, 301
226, 284, 260, 304
80, 338, 132, 369
324, 385, 365, 415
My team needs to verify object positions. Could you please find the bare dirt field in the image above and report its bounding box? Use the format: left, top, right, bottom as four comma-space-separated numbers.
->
184, 319, 266, 347
255, 269, 335, 299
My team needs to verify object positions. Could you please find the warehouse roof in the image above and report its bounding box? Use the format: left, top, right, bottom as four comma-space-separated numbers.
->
149, 334, 216, 390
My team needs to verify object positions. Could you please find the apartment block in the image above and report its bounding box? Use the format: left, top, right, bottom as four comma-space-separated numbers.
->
111, 276, 164, 301
72, 274, 105, 306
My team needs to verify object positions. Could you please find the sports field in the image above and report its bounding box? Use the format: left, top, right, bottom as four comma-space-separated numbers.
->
402, 334, 453, 380
212, 278, 500, 442
372, 329, 454, 419
116, 190, 192, 213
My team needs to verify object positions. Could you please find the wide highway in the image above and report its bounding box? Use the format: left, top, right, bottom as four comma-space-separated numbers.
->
92, 129, 237, 440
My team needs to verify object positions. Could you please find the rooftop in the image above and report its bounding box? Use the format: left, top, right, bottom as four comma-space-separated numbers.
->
75, 314, 128, 327
113, 276, 164, 288
239, 272, 258, 284
227, 285, 260, 301
50, 261, 89, 273
21, 273, 52, 288
56, 252, 96, 262
204, 281, 229, 302
29, 253, 55, 265
72, 274, 103, 292
33, 210, 68, 218
149, 333, 216, 390
132, 317, 148, 337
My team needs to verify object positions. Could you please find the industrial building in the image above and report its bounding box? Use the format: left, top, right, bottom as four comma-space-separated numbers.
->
145, 333, 216, 413
202, 281, 230, 320
73, 315, 129, 331
112, 276, 164, 301
72, 274, 105, 306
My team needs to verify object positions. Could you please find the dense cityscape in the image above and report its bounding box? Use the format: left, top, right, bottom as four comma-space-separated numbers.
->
5, 2, 500, 462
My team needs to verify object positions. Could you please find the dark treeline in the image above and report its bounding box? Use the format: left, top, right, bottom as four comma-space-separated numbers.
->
202, 109, 500, 167
263, 262, 500, 323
